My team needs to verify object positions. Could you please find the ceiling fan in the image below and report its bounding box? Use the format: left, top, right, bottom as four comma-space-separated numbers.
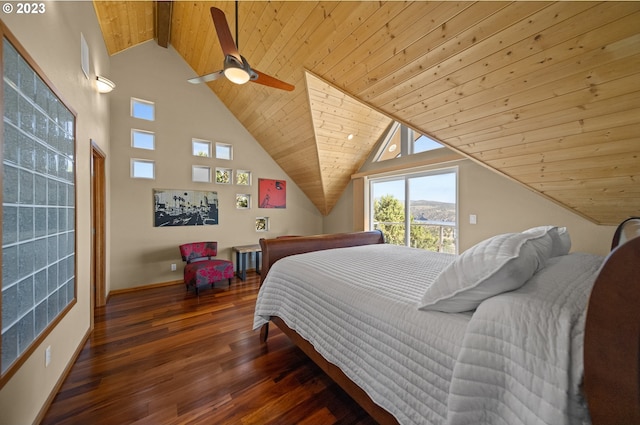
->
188, 5, 295, 91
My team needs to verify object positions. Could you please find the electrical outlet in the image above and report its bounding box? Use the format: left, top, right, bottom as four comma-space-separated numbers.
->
170, 263, 177, 271
45, 346, 51, 367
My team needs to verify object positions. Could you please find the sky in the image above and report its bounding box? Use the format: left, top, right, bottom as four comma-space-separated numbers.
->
372, 171, 456, 204
413, 135, 443, 154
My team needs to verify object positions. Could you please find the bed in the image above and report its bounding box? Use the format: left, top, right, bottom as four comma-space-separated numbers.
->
253, 219, 640, 425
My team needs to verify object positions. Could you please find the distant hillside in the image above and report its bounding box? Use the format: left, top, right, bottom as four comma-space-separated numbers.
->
410, 200, 456, 223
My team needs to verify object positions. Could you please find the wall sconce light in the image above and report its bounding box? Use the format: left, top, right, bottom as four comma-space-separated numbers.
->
96, 76, 116, 93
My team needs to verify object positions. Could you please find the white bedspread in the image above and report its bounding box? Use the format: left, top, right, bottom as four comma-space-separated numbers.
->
253, 244, 603, 425
254, 244, 462, 424
447, 252, 603, 425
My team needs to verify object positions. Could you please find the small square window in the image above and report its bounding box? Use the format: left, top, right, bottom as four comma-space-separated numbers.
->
236, 170, 251, 185
192, 166, 211, 183
255, 217, 269, 232
131, 159, 155, 179
215, 142, 233, 160
132, 130, 155, 150
215, 168, 232, 184
192, 139, 211, 157
236, 194, 251, 209
131, 98, 155, 121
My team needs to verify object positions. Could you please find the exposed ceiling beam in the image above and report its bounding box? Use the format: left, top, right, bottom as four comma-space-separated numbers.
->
155, 1, 172, 48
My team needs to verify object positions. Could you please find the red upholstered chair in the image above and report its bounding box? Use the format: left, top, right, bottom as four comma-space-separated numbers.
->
179, 242, 234, 294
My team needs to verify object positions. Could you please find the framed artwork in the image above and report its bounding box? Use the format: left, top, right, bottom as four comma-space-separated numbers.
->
236, 194, 251, 209
236, 169, 251, 185
258, 178, 286, 208
153, 189, 218, 226
256, 217, 269, 232
216, 167, 232, 184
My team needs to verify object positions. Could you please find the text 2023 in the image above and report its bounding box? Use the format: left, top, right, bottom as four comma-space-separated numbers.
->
17, 3, 46, 14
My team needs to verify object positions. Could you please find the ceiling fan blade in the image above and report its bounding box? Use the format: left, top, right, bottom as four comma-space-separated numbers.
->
251, 69, 295, 91
210, 7, 241, 63
188, 70, 224, 84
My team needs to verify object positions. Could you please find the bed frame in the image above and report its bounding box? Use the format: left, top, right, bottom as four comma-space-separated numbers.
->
258, 222, 640, 425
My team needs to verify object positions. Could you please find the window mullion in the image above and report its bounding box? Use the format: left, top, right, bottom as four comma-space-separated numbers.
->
400, 125, 411, 157
404, 176, 410, 246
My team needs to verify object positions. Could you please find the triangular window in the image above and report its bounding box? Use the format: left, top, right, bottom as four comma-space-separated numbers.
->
374, 122, 444, 162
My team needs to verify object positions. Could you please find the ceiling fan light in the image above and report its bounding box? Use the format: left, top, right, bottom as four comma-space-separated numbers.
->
224, 67, 250, 85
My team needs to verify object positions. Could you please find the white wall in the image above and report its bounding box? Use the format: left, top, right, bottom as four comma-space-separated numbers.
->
323, 180, 354, 234
0, 3, 111, 424
456, 160, 615, 255
325, 155, 616, 256
108, 41, 322, 291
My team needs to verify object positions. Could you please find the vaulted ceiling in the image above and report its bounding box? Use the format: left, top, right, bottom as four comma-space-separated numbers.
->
93, 1, 640, 225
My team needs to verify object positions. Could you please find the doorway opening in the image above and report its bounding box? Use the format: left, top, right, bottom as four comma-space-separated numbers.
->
91, 141, 107, 317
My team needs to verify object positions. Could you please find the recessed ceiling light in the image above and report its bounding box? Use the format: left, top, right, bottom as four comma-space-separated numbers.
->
347, 134, 354, 140
388, 144, 397, 152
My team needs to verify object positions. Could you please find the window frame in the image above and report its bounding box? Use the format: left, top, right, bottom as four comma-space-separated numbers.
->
192, 165, 211, 183
368, 166, 458, 254
236, 194, 251, 209
215, 167, 232, 184
131, 159, 156, 179
131, 129, 155, 150
130, 97, 155, 121
235, 169, 252, 186
1, 28, 78, 383
192, 138, 212, 158
215, 142, 233, 160
374, 122, 445, 162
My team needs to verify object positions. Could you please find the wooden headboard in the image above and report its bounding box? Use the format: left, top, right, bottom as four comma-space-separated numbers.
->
258, 230, 384, 285
584, 217, 640, 424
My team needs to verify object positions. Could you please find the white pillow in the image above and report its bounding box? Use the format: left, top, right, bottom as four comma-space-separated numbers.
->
522, 225, 571, 257
419, 230, 554, 313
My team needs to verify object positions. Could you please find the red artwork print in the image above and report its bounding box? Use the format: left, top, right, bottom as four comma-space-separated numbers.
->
258, 178, 286, 208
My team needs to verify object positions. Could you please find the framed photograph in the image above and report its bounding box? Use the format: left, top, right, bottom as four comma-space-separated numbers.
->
255, 217, 269, 232
236, 169, 251, 185
153, 189, 219, 226
216, 167, 232, 184
258, 178, 286, 208
236, 194, 251, 209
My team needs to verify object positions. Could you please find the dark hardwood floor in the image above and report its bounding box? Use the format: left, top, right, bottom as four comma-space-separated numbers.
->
40, 272, 377, 425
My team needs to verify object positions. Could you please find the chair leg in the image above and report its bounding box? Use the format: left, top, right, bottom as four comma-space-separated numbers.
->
228, 278, 231, 286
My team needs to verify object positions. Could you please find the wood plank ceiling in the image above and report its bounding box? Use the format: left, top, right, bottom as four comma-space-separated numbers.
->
93, 1, 640, 224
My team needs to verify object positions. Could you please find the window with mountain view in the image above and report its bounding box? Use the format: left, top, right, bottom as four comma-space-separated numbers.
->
370, 168, 457, 254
